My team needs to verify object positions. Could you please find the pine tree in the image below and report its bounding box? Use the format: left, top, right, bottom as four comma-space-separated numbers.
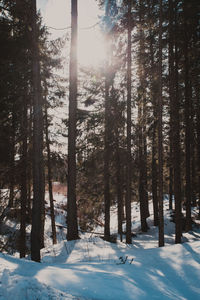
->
183, 0, 192, 231
138, 0, 148, 232
173, 0, 182, 244
103, 0, 112, 241
125, 0, 132, 244
31, 0, 45, 262
44, 96, 57, 245
67, 0, 79, 241
158, 0, 164, 247
147, 0, 159, 225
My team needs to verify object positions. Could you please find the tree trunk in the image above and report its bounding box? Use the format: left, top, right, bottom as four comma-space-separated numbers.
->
45, 100, 57, 245
143, 102, 149, 219
148, 0, 159, 225
190, 99, 196, 207
103, 2, 114, 242
126, 0, 132, 244
152, 121, 159, 225
196, 96, 200, 218
138, 0, 148, 233
138, 103, 148, 232
31, 0, 45, 262
168, 0, 175, 212
158, 0, 164, 247
184, 1, 192, 231
20, 98, 27, 258
8, 111, 16, 208
116, 148, 123, 241
103, 53, 111, 241
114, 110, 123, 241
27, 104, 33, 223
173, 1, 182, 243
169, 166, 173, 210
67, 0, 79, 241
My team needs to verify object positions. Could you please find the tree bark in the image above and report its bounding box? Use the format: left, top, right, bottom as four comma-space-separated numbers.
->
143, 101, 149, 219
168, 0, 175, 212
44, 99, 57, 245
158, 0, 164, 247
173, 1, 182, 243
67, 0, 79, 241
8, 111, 16, 208
114, 110, 123, 240
20, 98, 27, 258
126, 0, 132, 244
190, 98, 196, 207
148, 0, 159, 225
138, 0, 148, 233
103, 48, 111, 241
196, 94, 200, 218
103, 2, 113, 242
184, 0, 192, 231
31, 0, 45, 262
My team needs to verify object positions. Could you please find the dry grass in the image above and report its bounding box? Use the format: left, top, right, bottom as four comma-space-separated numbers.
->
52, 182, 67, 196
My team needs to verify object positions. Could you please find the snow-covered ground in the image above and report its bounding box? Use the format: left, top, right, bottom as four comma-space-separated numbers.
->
0, 193, 200, 300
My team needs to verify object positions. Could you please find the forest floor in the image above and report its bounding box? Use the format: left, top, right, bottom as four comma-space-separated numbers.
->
0, 191, 200, 299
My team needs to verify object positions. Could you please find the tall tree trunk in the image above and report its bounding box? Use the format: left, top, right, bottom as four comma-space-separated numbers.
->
138, 0, 148, 232
103, 51, 111, 241
152, 123, 159, 225
114, 109, 123, 240
143, 101, 149, 219
67, 0, 79, 241
103, 1, 113, 242
138, 104, 148, 232
148, 0, 159, 225
116, 149, 123, 241
126, 0, 132, 244
44, 100, 57, 245
173, 1, 182, 243
20, 98, 27, 258
168, 0, 175, 212
196, 95, 200, 218
27, 104, 33, 223
169, 155, 173, 210
31, 0, 45, 262
184, 0, 192, 231
158, 0, 164, 247
8, 111, 16, 208
190, 100, 196, 207
191, 113, 197, 207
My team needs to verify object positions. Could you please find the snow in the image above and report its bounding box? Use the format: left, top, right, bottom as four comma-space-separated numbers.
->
0, 193, 200, 300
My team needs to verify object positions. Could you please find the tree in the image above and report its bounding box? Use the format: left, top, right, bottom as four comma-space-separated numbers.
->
103, 0, 113, 241
183, 0, 192, 231
44, 96, 57, 245
173, 0, 182, 243
31, 0, 45, 262
19, 95, 28, 258
147, 0, 159, 225
125, 0, 132, 244
168, 0, 174, 211
138, 0, 148, 233
158, 0, 164, 247
67, 0, 79, 241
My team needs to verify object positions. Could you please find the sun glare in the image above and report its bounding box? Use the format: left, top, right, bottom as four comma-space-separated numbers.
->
41, 0, 106, 68
78, 29, 106, 67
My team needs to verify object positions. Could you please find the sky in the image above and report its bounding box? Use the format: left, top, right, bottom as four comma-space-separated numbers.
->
37, 0, 106, 66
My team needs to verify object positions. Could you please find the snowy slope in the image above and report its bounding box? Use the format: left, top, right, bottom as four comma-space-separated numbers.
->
0, 193, 200, 300
0, 240, 200, 299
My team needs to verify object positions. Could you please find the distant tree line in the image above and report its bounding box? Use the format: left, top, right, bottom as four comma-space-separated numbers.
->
72, 0, 200, 247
